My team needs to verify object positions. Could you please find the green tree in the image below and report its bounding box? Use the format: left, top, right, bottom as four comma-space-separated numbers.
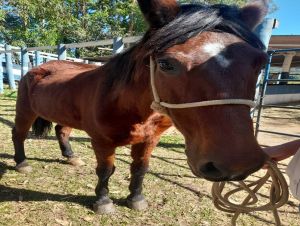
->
0, 0, 276, 56
180, 0, 247, 6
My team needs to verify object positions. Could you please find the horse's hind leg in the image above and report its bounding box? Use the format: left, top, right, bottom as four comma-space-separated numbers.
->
91, 139, 116, 214
12, 79, 37, 173
54, 125, 85, 166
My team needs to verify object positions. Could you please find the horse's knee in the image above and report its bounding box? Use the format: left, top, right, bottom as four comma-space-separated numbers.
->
12, 126, 26, 142
96, 165, 116, 178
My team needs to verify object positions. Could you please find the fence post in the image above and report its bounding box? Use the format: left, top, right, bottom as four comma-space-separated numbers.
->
253, 18, 278, 133
252, 18, 277, 117
279, 52, 296, 85
0, 54, 3, 94
5, 44, 16, 90
21, 47, 29, 77
57, 44, 67, 60
113, 37, 124, 54
35, 50, 42, 66
255, 19, 278, 52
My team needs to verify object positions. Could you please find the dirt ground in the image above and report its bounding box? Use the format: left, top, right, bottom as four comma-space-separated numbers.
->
0, 92, 299, 226
256, 105, 300, 146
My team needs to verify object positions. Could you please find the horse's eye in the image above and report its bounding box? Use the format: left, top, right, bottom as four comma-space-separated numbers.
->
157, 59, 175, 72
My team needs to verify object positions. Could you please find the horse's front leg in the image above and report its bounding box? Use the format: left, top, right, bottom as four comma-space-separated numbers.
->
91, 140, 116, 214
127, 138, 160, 211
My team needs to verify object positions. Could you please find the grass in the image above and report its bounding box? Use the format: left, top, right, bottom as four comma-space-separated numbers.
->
0, 88, 300, 226
0, 85, 18, 99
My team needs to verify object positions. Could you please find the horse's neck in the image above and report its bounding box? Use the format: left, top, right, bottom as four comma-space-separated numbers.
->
101, 53, 154, 120
120, 66, 153, 119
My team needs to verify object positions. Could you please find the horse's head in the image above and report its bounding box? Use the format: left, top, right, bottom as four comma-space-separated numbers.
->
138, 0, 269, 181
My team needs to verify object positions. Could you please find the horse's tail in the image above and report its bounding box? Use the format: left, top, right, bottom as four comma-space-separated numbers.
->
32, 117, 53, 137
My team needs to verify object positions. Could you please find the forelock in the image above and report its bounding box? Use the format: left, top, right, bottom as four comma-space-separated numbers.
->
145, 3, 265, 54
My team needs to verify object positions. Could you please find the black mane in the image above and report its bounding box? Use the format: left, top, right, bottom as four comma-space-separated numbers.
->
146, 3, 265, 53
104, 3, 264, 91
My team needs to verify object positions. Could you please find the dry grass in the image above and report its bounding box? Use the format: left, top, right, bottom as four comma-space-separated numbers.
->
0, 88, 300, 226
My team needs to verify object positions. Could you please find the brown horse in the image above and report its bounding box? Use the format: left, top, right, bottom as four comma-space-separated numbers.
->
12, 0, 269, 213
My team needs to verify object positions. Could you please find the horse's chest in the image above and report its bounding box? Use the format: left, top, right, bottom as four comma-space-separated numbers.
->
95, 107, 172, 146
100, 122, 149, 146
112, 114, 172, 146
128, 123, 151, 144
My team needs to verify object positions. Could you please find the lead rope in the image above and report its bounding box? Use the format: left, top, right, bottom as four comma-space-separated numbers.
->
212, 161, 289, 226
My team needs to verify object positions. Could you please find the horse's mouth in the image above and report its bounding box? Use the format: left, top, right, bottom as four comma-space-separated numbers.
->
186, 159, 248, 182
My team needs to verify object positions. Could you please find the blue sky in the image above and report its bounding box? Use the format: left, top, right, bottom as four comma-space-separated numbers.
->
269, 0, 300, 35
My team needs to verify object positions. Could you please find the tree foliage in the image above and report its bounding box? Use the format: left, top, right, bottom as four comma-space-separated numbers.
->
0, 0, 144, 47
0, 0, 276, 54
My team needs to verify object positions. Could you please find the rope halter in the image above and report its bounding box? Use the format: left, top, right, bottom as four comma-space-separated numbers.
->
149, 57, 289, 224
149, 56, 256, 114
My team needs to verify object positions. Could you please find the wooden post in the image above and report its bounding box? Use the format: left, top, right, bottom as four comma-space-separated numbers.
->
0, 54, 4, 94
5, 44, 16, 90
34, 50, 42, 66
279, 52, 296, 85
21, 47, 29, 77
58, 44, 67, 60
113, 37, 124, 54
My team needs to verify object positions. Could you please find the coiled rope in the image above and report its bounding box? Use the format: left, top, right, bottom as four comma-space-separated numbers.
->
212, 161, 289, 226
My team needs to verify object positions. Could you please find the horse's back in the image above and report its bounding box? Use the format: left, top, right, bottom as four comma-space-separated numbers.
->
32, 60, 98, 80
19, 61, 100, 129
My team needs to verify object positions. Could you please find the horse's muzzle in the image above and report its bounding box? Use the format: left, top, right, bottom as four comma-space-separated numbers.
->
187, 158, 265, 182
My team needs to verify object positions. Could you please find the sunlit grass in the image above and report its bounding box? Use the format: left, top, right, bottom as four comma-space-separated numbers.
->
0, 90, 299, 225
1, 84, 17, 99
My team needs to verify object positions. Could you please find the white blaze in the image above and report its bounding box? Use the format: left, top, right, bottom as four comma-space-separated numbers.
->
203, 43, 231, 68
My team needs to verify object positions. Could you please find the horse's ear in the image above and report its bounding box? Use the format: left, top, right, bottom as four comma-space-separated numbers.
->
240, 0, 269, 30
137, 0, 180, 29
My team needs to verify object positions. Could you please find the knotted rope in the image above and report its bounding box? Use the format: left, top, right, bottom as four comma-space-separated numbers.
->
212, 161, 289, 226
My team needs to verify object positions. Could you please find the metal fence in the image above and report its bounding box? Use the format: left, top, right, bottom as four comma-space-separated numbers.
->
254, 48, 300, 139
0, 36, 141, 93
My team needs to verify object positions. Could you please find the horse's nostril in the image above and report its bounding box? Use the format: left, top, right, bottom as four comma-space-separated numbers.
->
199, 162, 223, 178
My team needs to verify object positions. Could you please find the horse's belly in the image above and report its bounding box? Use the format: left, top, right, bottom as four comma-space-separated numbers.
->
30, 81, 83, 129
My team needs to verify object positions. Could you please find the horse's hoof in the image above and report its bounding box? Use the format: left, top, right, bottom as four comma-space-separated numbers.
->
15, 161, 32, 174
67, 157, 85, 166
127, 197, 149, 211
93, 200, 116, 214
